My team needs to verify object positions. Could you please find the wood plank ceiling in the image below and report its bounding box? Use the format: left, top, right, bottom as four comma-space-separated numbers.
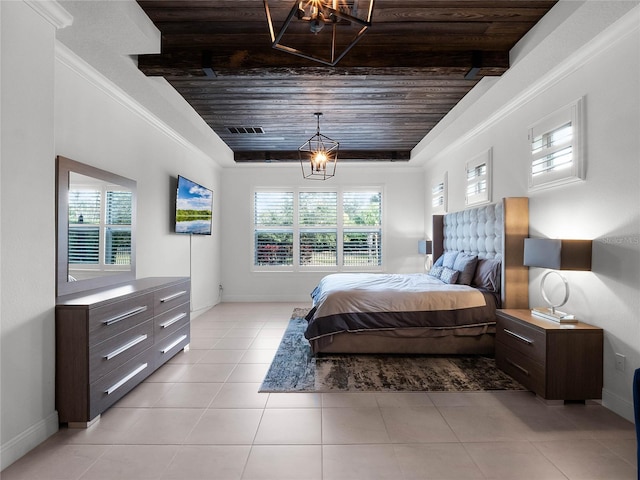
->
136, 0, 557, 163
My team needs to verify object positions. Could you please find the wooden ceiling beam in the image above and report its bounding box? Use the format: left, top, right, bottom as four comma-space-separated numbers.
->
138, 3, 555, 24
137, 49, 509, 77
134, 0, 557, 163
234, 150, 412, 162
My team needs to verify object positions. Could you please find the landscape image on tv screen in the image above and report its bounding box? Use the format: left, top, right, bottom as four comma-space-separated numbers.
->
175, 175, 213, 235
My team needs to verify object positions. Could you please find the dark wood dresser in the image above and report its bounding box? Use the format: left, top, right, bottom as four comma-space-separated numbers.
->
495, 309, 603, 401
55, 277, 190, 426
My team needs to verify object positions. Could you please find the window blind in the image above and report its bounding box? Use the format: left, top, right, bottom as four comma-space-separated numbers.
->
342, 191, 382, 266
299, 192, 337, 266
253, 188, 383, 270
254, 192, 294, 266
528, 98, 583, 189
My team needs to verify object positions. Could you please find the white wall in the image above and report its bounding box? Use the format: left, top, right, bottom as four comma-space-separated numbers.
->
220, 165, 426, 302
54, 46, 223, 314
416, 2, 640, 421
1, 0, 227, 469
0, 0, 59, 469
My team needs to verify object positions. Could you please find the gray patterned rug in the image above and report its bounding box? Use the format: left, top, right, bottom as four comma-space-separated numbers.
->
259, 308, 526, 393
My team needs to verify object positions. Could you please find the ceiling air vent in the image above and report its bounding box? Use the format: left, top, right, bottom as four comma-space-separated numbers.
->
227, 126, 265, 134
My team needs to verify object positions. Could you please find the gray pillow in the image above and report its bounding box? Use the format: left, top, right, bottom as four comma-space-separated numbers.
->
453, 252, 478, 285
440, 267, 459, 284
428, 265, 444, 279
472, 258, 501, 292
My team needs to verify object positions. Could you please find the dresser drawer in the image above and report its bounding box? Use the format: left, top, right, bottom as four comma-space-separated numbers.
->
154, 282, 190, 315
89, 319, 154, 382
495, 342, 546, 396
88, 293, 154, 346
152, 324, 190, 368
57, 277, 191, 425
89, 352, 153, 420
154, 304, 190, 342
496, 315, 546, 364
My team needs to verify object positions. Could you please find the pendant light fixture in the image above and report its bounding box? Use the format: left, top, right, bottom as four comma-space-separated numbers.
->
264, 0, 375, 66
299, 112, 339, 180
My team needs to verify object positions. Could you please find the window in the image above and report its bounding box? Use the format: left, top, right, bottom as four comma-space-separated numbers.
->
254, 191, 294, 267
253, 188, 383, 271
342, 191, 382, 267
299, 192, 338, 266
465, 148, 492, 206
431, 172, 447, 213
528, 97, 584, 189
68, 185, 132, 269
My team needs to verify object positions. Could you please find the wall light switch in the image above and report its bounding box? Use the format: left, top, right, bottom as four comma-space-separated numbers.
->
615, 353, 625, 372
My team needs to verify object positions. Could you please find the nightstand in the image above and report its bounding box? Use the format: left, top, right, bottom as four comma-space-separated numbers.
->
495, 309, 603, 401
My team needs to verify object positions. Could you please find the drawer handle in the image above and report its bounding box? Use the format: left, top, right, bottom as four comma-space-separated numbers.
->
160, 312, 187, 329
504, 328, 533, 345
506, 358, 530, 377
105, 363, 148, 395
103, 306, 148, 326
161, 334, 188, 354
104, 334, 148, 360
160, 290, 187, 303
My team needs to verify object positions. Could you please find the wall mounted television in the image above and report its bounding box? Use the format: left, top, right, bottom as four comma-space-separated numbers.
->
175, 175, 213, 235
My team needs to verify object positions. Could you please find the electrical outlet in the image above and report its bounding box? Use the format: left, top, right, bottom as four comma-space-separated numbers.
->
615, 353, 625, 372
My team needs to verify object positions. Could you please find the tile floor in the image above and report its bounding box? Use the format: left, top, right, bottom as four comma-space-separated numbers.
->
2, 302, 637, 479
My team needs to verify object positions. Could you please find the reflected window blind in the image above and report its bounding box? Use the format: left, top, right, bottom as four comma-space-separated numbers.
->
68, 190, 101, 264
106, 191, 132, 225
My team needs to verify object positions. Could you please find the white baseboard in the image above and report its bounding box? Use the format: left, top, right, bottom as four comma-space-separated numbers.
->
0, 411, 59, 471
221, 294, 312, 303
601, 388, 635, 423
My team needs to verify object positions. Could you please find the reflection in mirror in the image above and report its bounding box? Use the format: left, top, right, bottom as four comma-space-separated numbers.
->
67, 172, 133, 282
56, 156, 136, 297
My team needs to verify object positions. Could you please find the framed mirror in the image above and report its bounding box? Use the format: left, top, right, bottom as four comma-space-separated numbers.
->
56, 156, 137, 297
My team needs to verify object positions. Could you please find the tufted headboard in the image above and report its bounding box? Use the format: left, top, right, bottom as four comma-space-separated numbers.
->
432, 197, 529, 309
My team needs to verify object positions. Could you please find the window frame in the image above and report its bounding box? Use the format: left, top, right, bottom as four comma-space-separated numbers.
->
465, 148, 492, 207
528, 97, 584, 190
68, 181, 133, 273
431, 171, 448, 214
252, 186, 384, 272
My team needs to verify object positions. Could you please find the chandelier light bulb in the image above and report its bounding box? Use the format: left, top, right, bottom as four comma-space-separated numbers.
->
312, 151, 328, 171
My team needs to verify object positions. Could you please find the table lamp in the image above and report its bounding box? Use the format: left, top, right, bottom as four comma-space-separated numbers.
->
418, 240, 433, 271
523, 237, 592, 322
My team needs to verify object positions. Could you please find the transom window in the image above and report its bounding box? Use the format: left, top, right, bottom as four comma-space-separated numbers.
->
253, 188, 383, 271
431, 172, 447, 214
465, 149, 492, 206
528, 97, 584, 189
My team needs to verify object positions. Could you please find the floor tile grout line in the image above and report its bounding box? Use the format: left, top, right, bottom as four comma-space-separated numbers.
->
528, 439, 572, 480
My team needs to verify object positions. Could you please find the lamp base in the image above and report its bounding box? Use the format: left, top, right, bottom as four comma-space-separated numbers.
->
531, 307, 578, 323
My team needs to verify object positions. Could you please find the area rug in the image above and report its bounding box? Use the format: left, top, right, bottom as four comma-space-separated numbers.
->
259, 308, 526, 393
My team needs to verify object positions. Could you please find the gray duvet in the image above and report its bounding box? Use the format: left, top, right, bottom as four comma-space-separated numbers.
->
304, 273, 499, 342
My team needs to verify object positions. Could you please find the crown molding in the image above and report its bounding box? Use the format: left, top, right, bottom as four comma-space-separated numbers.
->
55, 41, 220, 170
25, 0, 73, 29
415, 4, 640, 162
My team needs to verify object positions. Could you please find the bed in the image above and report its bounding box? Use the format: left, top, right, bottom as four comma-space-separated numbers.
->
304, 197, 529, 355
